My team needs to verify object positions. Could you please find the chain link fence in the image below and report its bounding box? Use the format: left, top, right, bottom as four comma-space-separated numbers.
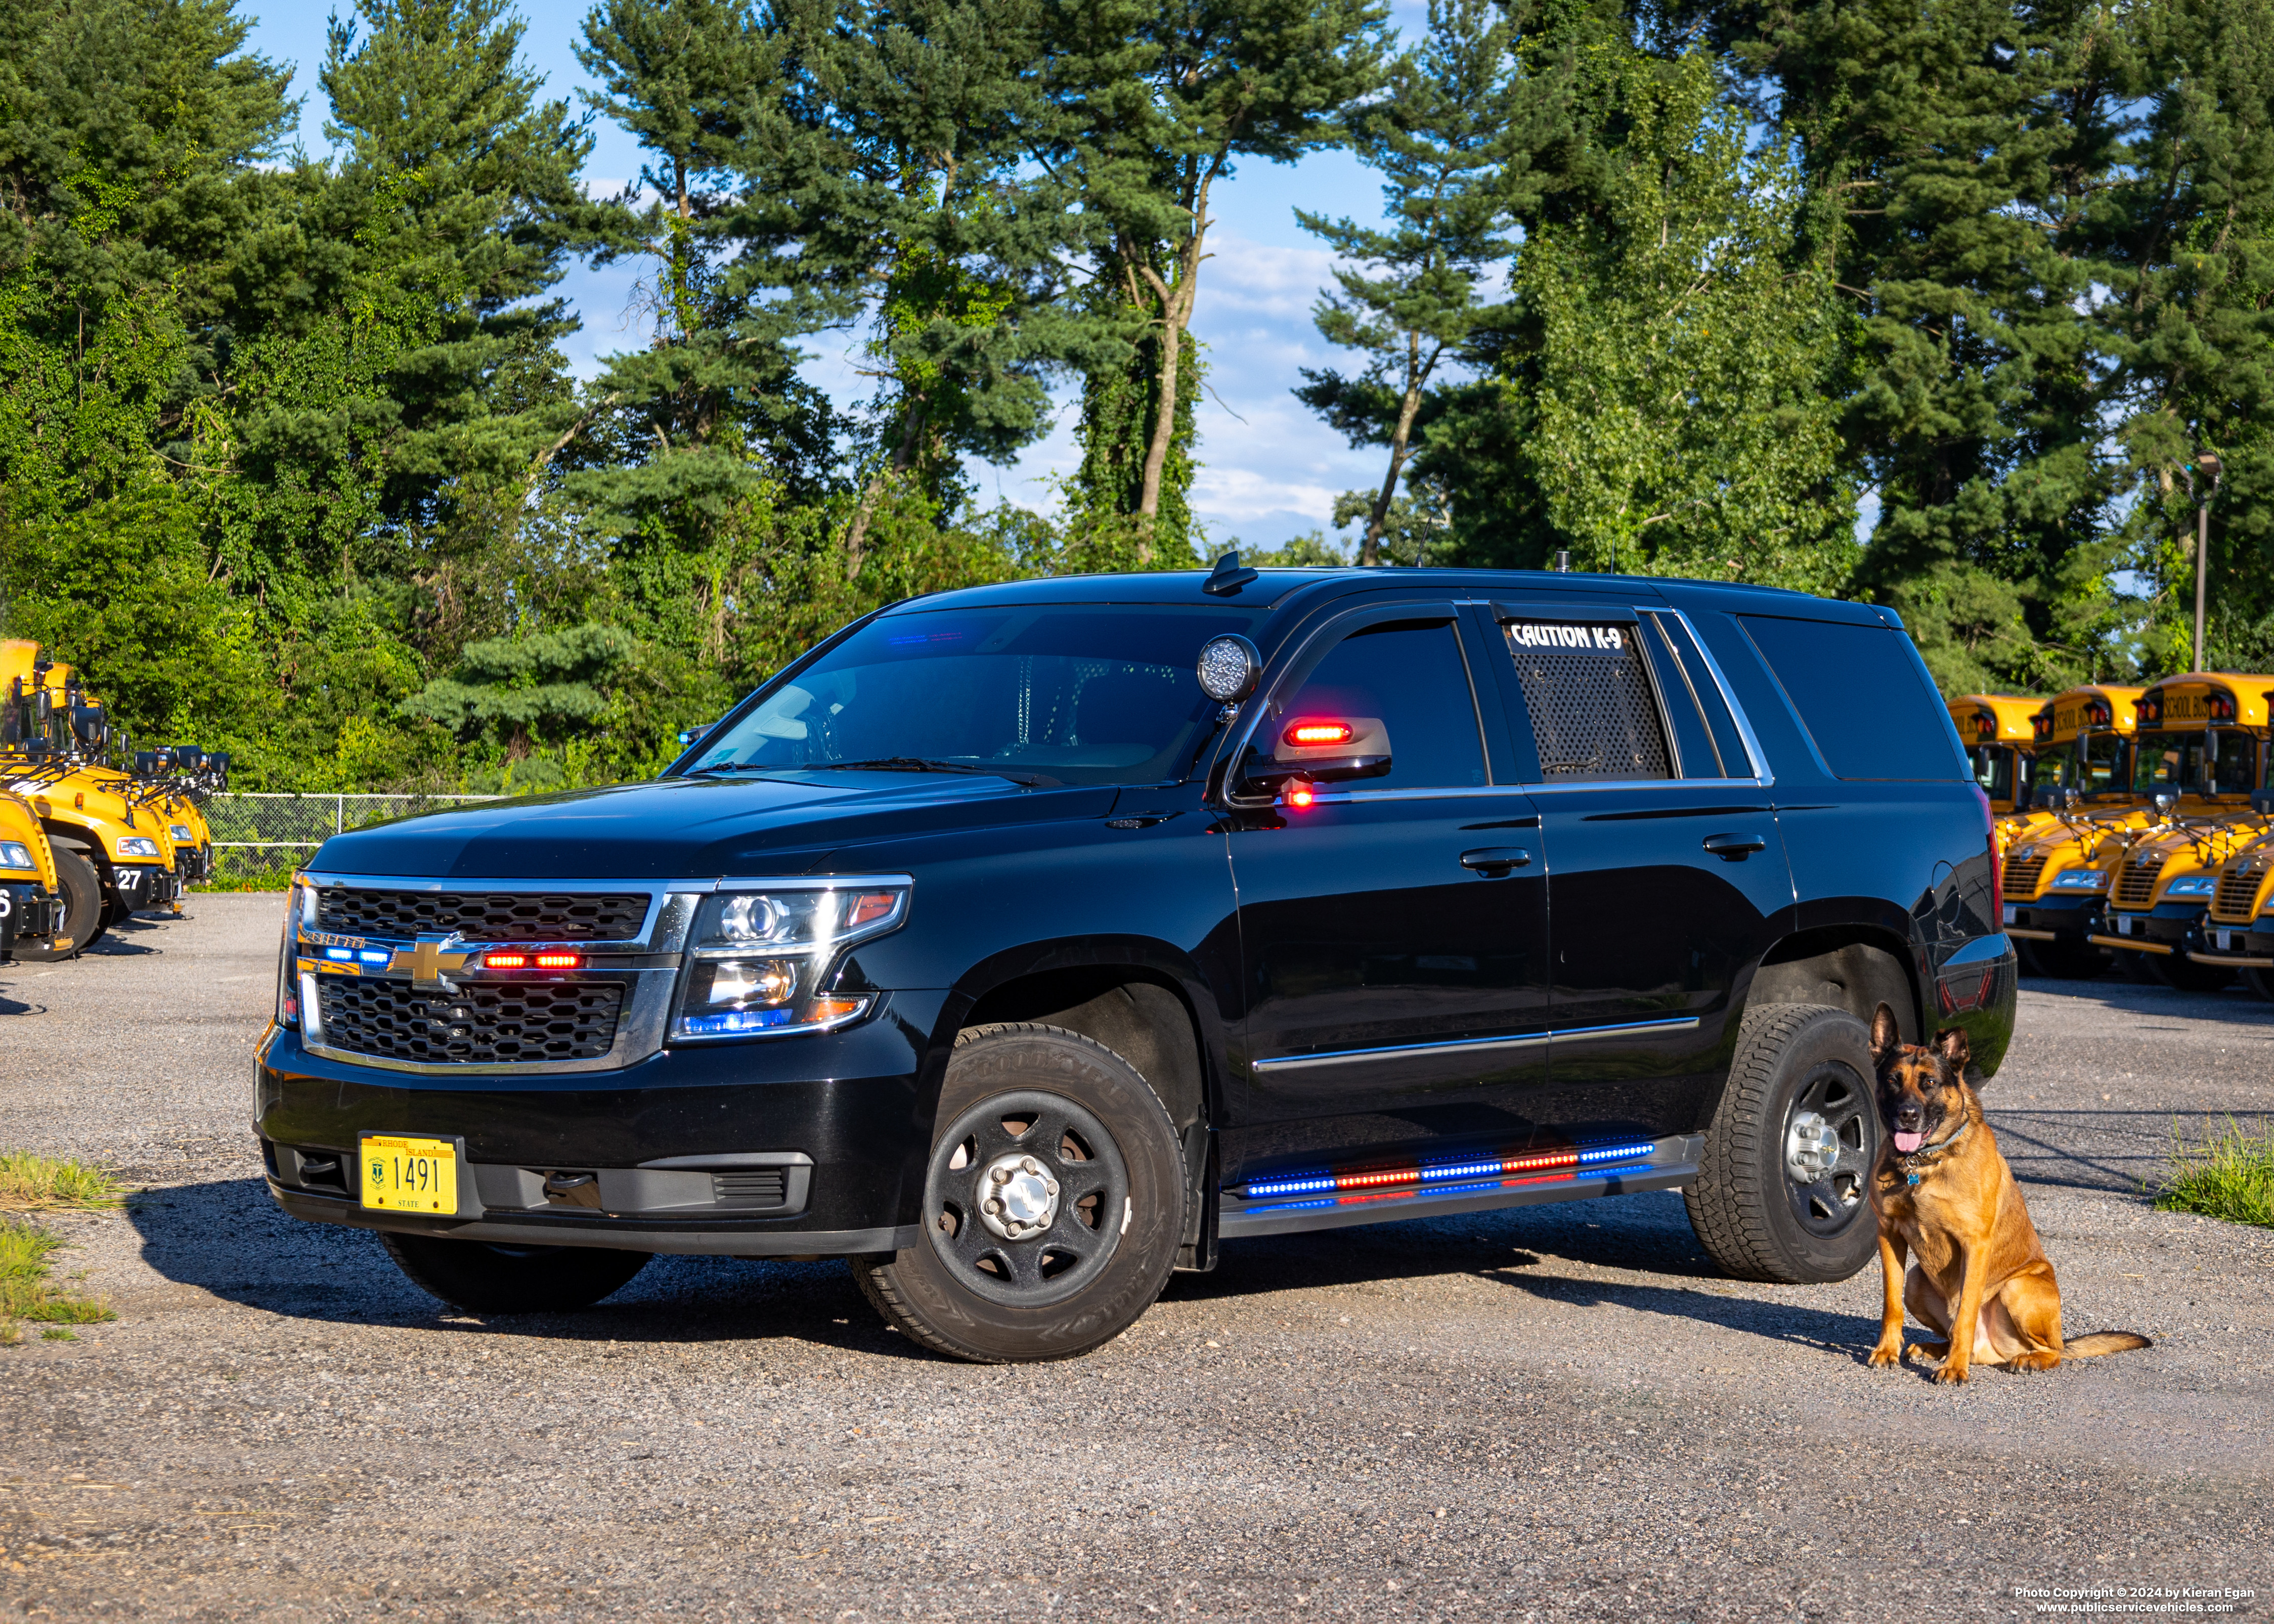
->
203, 793, 507, 882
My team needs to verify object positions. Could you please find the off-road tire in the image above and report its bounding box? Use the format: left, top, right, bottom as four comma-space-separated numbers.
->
853, 1023, 1187, 1364
16, 847, 104, 961
380, 1232, 650, 1313
1685, 1002, 1881, 1285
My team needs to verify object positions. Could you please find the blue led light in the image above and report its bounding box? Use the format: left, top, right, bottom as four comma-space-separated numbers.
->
1577, 1142, 1655, 1164
1418, 1159, 1509, 1182
324, 947, 352, 961
680, 1007, 796, 1036
1240, 1174, 1337, 1198
358, 949, 390, 964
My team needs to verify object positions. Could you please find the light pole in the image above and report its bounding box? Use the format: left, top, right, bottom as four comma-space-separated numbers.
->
2194, 452, 2223, 673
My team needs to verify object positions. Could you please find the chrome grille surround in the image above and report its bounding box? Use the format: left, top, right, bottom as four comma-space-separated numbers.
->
291, 875, 692, 1077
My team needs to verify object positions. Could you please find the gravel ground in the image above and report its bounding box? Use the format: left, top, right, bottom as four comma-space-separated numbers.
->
1, 894, 2269, 1622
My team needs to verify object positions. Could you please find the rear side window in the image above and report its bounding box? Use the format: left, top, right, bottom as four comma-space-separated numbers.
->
1501, 620, 1671, 781
1645, 611, 1753, 778
1739, 615, 1963, 781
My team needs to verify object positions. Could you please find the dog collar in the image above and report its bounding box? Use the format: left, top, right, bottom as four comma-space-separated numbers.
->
1895, 1117, 1973, 1184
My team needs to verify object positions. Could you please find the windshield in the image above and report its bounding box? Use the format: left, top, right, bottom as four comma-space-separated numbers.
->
2131, 729, 2259, 797
2047, 732, 2127, 795
1971, 744, 2018, 801
688, 605, 1263, 787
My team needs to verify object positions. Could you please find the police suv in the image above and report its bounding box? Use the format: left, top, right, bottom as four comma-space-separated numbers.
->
258, 561, 2015, 1362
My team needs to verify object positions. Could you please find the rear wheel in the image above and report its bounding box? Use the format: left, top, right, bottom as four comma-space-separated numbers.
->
1686, 1003, 1880, 1285
853, 1023, 1186, 1363
2154, 952, 2234, 992
15, 848, 103, 961
380, 1232, 649, 1313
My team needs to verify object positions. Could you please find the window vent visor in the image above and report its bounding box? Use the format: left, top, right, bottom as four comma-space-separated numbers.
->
1502, 621, 1671, 781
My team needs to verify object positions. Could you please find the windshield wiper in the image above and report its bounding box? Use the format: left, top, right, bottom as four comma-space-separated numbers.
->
814, 757, 1062, 788
682, 762, 780, 776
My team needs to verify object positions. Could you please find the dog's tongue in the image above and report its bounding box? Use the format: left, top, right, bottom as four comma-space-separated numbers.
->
1893, 1131, 1925, 1154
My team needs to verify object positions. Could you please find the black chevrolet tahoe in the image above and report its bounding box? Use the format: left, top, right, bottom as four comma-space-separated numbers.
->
257, 560, 2016, 1362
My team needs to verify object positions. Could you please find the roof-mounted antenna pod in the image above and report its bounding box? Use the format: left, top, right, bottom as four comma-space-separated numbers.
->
1203, 549, 1259, 597
1554, 549, 1571, 573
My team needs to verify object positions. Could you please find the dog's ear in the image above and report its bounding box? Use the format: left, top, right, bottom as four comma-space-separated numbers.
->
1933, 1026, 1972, 1076
1869, 1003, 1901, 1060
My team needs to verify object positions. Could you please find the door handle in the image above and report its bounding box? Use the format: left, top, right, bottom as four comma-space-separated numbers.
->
1702, 832, 1767, 861
1461, 847, 1532, 875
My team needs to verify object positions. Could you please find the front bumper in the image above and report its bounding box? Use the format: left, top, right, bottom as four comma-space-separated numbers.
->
2001, 892, 2104, 944
114, 861, 180, 913
2091, 902, 2205, 956
1, 883, 62, 957
254, 995, 947, 1256
2188, 920, 2274, 970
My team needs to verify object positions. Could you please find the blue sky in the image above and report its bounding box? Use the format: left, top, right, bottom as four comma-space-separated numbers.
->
242, 0, 1437, 551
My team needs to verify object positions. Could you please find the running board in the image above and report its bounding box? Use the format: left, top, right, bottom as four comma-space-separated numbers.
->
1218, 1134, 1704, 1240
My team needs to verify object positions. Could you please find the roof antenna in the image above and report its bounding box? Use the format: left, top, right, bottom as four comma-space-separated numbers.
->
1203, 549, 1259, 597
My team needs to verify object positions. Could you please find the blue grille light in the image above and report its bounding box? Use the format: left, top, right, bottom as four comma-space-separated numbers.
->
357, 949, 391, 965
324, 947, 352, 961
679, 1007, 796, 1036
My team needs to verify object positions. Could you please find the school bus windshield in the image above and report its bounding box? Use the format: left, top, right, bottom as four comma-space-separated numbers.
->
1971, 744, 2021, 801
2045, 732, 2129, 795
2130, 729, 2259, 797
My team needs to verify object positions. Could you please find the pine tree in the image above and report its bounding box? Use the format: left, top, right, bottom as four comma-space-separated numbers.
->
1293, 0, 1548, 565
1035, 0, 1392, 560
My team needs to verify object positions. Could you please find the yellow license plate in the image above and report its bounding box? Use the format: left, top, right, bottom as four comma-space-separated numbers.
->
360, 1135, 459, 1213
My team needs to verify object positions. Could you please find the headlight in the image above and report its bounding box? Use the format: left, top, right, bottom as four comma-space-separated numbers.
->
169, 824, 194, 843
276, 880, 315, 1028
116, 837, 160, 858
0, 841, 32, 871
673, 882, 909, 1040
2049, 869, 2111, 890
2164, 876, 2217, 897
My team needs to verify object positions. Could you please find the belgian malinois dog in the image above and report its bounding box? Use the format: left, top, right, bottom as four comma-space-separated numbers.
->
1866, 1004, 2150, 1383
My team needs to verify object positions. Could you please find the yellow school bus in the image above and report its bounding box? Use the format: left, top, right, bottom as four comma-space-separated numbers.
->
2086, 673, 2274, 990
1947, 693, 2043, 819
1999, 685, 2150, 978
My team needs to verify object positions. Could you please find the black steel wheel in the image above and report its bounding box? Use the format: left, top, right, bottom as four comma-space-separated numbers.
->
853, 1023, 1186, 1363
1685, 1003, 1881, 1284
380, 1232, 649, 1313
16, 847, 104, 961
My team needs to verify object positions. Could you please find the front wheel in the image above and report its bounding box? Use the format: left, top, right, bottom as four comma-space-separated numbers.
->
1685, 1003, 1880, 1285
2153, 952, 2234, 993
380, 1232, 649, 1313
853, 1023, 1187, 1363
2019, 939, 2109, 980
15, 847, 104, 961
2243, 966, 2274, 1003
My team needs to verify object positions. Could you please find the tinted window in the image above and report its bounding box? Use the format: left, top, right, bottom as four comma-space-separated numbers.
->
693, 606, 1259, 786
1739, 615, 1963, 781
1650, 612, 1752, 777
1501, 619, 1671, 781
2132, 729, 2258, 796
2046, 733, 2129, 795
1269, 621, 1486, 788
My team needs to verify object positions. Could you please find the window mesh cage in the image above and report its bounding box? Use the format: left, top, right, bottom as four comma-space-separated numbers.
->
1505, 623, 1672, 780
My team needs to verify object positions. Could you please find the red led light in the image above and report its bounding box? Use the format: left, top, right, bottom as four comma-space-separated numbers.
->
1285, 720, 1354, 747
1285, 782, 1316, 809
483, 953, 529, 969
535, 952, 581, 969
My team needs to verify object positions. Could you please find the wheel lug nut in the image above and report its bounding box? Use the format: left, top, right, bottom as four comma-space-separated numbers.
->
991, 1168, 1009, 1183
1045, 1180, 1058, 1195
984, 1198, 1001, 1213
1022, 1157, 1039, 1174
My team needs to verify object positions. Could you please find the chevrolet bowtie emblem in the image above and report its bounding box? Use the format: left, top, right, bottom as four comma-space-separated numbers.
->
400, 932, 472, 990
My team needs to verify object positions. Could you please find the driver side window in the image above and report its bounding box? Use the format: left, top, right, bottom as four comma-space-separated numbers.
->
1272, 621, 1487, 788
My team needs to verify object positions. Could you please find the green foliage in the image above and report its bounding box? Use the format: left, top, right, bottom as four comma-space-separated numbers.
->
2154, 1118, 2274, 1228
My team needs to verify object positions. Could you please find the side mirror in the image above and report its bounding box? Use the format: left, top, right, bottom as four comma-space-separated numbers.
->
2153, 788, 2178, 815
1238, 716, 1393, 794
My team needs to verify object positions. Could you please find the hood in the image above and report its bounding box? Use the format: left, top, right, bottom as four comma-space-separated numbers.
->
307, 772, 1121, 881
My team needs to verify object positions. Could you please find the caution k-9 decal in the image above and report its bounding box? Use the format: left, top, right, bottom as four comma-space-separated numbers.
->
1505, 622, 1627, 652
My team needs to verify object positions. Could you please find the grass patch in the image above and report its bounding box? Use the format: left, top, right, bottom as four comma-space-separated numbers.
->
2153, 1119, 2274, 1228
0, 1216, 115, 1340
0, 1149, 127, 1212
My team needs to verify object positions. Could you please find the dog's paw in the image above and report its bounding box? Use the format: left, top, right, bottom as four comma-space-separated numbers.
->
1932, 1362, 1971, 1386
2009, 1351, 2061, 1374
1867, 1343, 1903, 1368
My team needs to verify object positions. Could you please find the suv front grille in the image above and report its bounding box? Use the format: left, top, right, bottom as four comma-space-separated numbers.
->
2114, 855, 2165, 910
317, 888, 649, 943
2004, 853, 2048, 900
2214, 864, 2265, 921
316, 978, 626, 1064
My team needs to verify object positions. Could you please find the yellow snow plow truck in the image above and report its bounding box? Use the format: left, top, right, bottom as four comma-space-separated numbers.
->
1998, 684, 2151, 978
2086, 672, 2274, 991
